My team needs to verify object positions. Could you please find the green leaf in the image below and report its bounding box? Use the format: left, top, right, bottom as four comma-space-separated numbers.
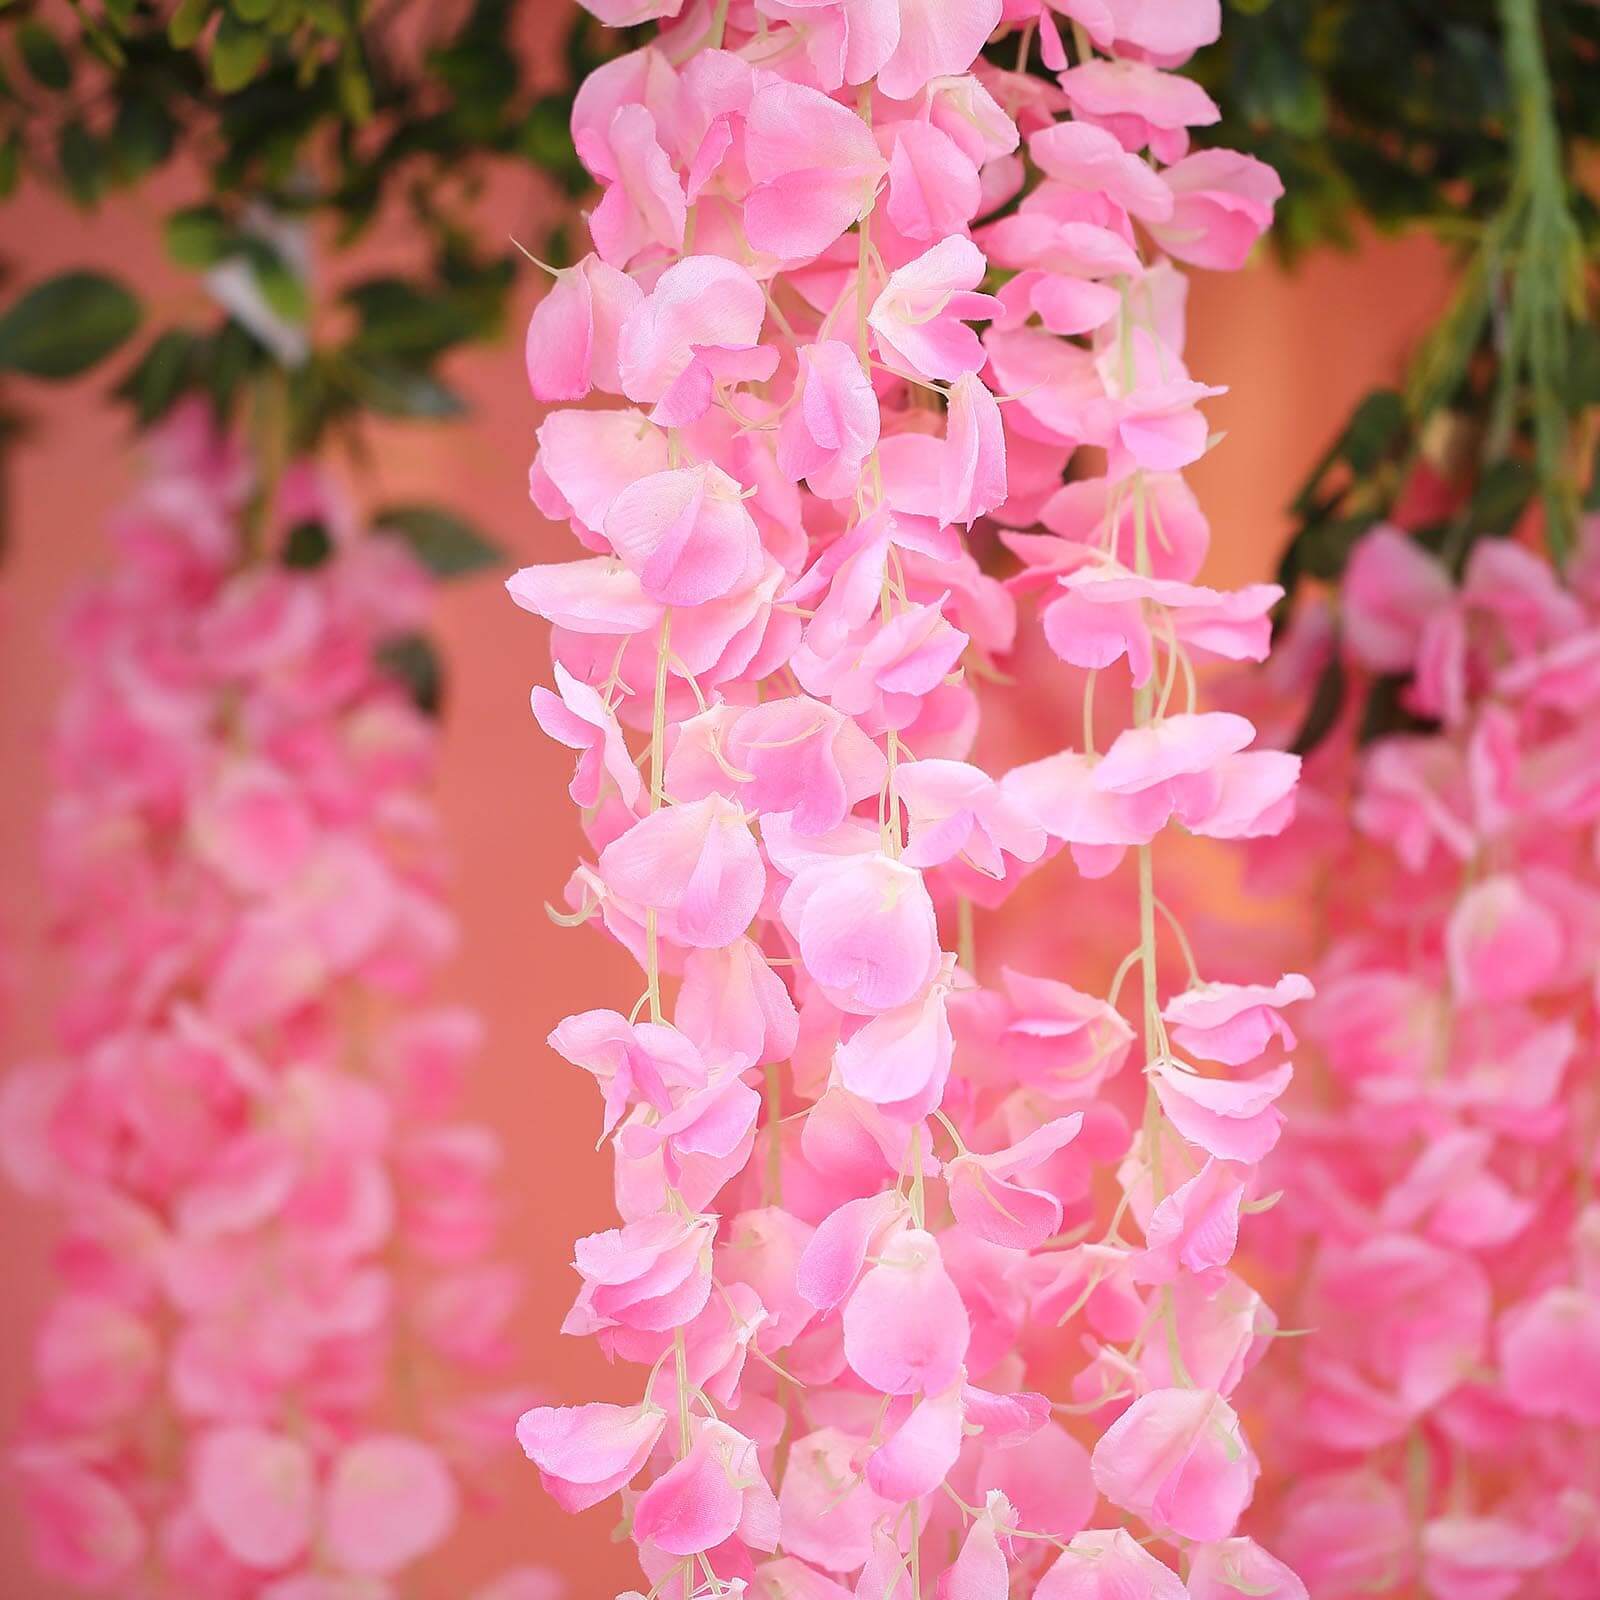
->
110, 95, 176, 183
1358, 673, 1440, 748
166, 204, 233, 268
1338, 389, 1408, 478
337, 42, 373, 124
1290, 651, 1346, 758
0, 129, 20, 200
114, 329, 197, 425
168, 0, 215, 48
344, 355, 466, 418
79, 18, 127, 70
58, 119, 102, 206
375, 632, 443, 715
18, 20, 72, 91
1464, 458, 1537, 540
231, 0, 277, 23
344, 277, 478, 361
241, 237, 309, 322
373, 503, 501, 577
0, 271, 141, 380
211, 13, 268, 90
282, 517, 333, 568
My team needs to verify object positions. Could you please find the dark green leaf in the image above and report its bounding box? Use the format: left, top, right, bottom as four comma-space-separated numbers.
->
373, 503, 501, 576
114, 329, 198, 425
206, 319, 261, 414
168, 0, 216, 48
1464, 458, 1536, 540
1295, 511, 1379, 582
282, 517, 333, 568
19, 20, 72, 91
0, 271, 141, 380
58, 119, 102, 206
0, 129, 20, 200
1339, 389, 1408, 478
1358, 673, 1440, 748
376, 632, 443, 715
344, 355, 466, 418
344, 277, 479, 361
110, 96, 176, 183
241, 237, 309, 322
79, 19, 127, 70
211, 13, 268, 91
166, 205, 233, 268
1291, 651, 1346, 758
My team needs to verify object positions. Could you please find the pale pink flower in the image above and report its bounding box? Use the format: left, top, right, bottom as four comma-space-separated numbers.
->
842, 1226, 970, 1394
323, 1436, 459, 1576
745, 82, 888, 259
777, 342, 881, 499
632, 1419, 779, 1556
618, 255, 778, 426
1148, 150, 1283, 270
779, 854, 942, 1014
192, 1425, 318, 1569
532, 663, 642, 810
516, 1401, 668, 1513
525, 254, 643, 402
599, 795, 765, 948
1150, 1059, 1292, 1163
1161, 974, 1313, 1066
1035, 1528, 1186, 1600
1091, 1387, 1255, 1542
604, 461, 763, 605
868, 236, 1002, 382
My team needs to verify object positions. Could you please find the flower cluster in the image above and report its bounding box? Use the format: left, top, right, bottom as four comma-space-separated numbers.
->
1247, 520, 1600, 1599
512, 2, 1304, 1595
2, 406, 547, 1599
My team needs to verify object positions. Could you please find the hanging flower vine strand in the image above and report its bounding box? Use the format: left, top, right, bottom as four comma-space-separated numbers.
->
512, 1, 1302, 1595
2, 406, 548, 1599
1239, 524, 1600, 1600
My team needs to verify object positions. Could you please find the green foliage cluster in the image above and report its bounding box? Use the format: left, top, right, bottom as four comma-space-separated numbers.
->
1191, 0, 1598, 748
0, 0, 622, 701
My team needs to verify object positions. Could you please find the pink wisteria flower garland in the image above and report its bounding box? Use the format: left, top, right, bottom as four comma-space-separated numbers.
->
1, 406, 549, 1599
512, 2, 1305, 1596
1241, 519, 1600, 1600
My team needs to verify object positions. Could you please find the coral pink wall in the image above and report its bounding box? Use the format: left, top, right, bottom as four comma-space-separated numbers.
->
0, 44, 1452, 1590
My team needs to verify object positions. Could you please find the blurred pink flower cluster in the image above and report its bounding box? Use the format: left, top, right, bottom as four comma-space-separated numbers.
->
511, 2, 1303, 1595
1243, 519, 1600, 1599
2, 406, 552, 1600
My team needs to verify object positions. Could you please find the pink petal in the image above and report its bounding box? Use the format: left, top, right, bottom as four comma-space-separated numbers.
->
192, 1425, 317, 1569
842, 1227, 970, 1395
323, 1435, 458, 1576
